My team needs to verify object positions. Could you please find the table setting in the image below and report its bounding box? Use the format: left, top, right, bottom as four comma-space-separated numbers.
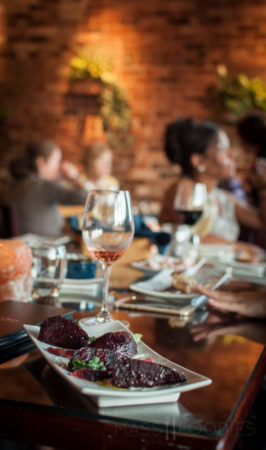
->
0, 232, 265, 448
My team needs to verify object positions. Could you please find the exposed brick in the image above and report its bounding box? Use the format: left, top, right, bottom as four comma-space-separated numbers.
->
1, 0, 266, 202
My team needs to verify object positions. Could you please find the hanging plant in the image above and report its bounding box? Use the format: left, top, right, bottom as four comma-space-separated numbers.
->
216, 65, 266, 121
69, 50, 132, 149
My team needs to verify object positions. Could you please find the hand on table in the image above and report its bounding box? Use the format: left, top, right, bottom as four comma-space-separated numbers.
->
194, 285, 266, 319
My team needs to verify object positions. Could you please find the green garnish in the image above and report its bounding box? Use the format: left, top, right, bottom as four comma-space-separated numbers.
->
132, 333, 143, 344
72, 356, 106, 371
88, 336, 96, 344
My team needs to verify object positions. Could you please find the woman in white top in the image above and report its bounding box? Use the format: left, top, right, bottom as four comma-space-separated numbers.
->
159, 118, 263, 243
81, 141, 120, 191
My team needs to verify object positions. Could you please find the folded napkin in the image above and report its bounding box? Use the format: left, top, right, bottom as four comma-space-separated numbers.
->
230, 262, 266, 278
61, 277, 103, 294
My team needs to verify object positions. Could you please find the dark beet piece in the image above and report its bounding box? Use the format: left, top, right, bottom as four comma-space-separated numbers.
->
89, 331, 137, 359
70, 368, 108, 381
38, 316, 88, 349
46, 347, 75, 359
68, 346, 118, 375
68, 347, 95, 370
112, 359, 187, 388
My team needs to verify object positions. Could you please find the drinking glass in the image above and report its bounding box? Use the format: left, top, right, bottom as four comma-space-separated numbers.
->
31, 243, 67, 303
82, 189, 135, 323
173, 182, 207, 247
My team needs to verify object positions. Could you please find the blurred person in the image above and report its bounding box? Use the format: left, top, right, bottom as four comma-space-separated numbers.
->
8, 139, 88, 237
237, 113, 266, 162
236, 114, 266, 247
67, 141, 120, 235
159, 118, 264, 245
81, 141, 119, 191
0, 168, 17, 237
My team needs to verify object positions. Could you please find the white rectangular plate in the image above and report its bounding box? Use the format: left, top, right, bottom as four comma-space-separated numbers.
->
130, 265, 228, 302
198, 244, 266, 277
23, 320, 211, 408
131, 254, 198, 277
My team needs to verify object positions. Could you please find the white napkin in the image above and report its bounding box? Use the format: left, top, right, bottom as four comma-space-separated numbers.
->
61, 277, 103, 293
230, 262, 266, 277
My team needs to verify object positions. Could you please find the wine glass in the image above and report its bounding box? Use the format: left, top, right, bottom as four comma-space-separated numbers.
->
82, 189, 135, 324
173, 182, 207, 251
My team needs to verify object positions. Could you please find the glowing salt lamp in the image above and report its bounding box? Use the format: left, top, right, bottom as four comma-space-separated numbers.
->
0, 239, 32, 302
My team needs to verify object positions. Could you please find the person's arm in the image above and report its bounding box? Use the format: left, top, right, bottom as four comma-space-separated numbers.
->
226, 192, 263, 230
42, 179, 88, 205
194, 285, 266, 318
60, 161, 88, 189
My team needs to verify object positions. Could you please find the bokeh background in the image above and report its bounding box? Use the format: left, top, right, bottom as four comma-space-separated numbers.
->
1, 0, 266, 204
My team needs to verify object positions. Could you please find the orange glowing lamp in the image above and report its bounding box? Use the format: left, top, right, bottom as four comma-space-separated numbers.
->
0, 239, 32, 302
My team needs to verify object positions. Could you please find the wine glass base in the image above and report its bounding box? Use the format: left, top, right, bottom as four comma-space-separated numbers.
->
79, 316, 130, 328
79, 316, 112, 326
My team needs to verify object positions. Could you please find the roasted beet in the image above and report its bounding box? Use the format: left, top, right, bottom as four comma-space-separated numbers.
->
38, 316, 88, 349
46, 347, 75, 359
68, 346, 118, 375
70, 368, 108, 381
68, 346, 95, 370
112, 359, 187, 388
89, 331, 137, 359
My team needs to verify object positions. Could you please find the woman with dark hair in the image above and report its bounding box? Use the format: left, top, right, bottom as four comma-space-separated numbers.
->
160, 118, 263, 243
8, 139, 87, 237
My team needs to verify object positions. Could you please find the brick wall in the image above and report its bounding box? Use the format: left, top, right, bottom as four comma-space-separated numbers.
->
1, 0, 266, 204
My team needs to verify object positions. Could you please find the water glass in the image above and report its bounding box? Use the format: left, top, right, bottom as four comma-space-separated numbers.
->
31, 243, 67, 301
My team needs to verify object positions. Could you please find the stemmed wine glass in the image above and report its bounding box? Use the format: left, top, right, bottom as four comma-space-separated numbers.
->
82, 189, 135, 324
173, 182, 207, 249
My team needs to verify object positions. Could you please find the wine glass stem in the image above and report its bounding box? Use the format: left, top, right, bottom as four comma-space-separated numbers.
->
99, 262, 112, 321
192, 232, 200, 247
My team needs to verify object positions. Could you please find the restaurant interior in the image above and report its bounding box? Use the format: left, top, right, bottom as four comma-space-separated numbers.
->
0, 1, 266, 449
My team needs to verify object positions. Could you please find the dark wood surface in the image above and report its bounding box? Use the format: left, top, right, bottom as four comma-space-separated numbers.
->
0, 238, 265, 449
0, 300, 72, 338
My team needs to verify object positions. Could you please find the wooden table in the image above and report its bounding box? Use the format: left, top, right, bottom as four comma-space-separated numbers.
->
0, 238, 265, 450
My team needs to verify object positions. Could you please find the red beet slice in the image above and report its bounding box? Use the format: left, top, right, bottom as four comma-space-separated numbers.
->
89, 331, 137, 359
46, 347, 75, 359
38, 316, 88, 349
112, 359, 187, 388
68, 346, 118, 375
70, 368, 108, 381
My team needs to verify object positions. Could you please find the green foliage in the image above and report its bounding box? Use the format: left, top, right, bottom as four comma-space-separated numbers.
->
69, 50, 132, 149
72, 356, 106, 371
217, 66, 266, 121
131, 333, 143, 344
69, 50, 113, 82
